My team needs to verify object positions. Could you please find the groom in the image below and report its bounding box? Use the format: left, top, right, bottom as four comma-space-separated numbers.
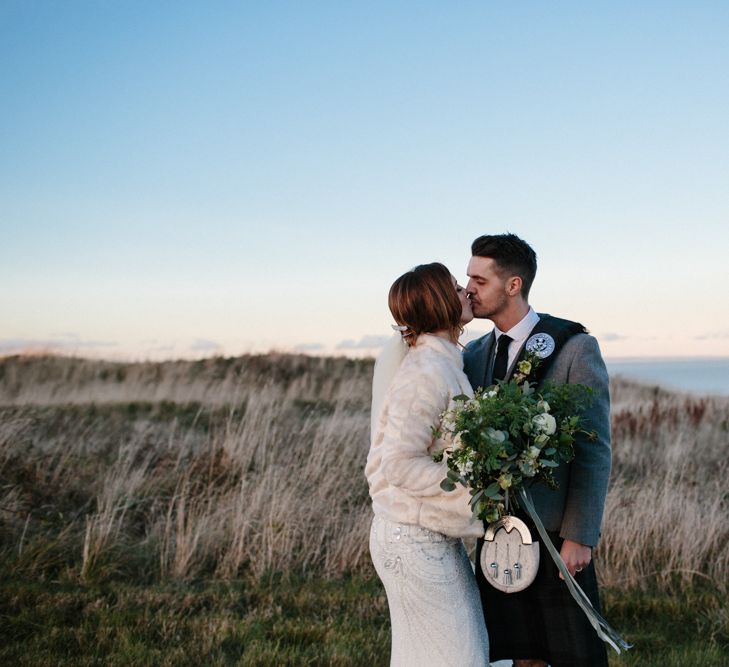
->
463, 233, 611, 667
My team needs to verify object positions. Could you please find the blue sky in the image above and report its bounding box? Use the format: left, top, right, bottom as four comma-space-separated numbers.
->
2, 2, 728, 359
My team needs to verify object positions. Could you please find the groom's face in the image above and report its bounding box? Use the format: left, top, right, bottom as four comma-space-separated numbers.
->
466, 256, 510, 320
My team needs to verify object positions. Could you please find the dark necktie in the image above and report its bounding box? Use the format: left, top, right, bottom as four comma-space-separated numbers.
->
492, 334, 513, 382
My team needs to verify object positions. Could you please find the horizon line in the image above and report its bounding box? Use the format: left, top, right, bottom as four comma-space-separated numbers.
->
3, 349, 729, 365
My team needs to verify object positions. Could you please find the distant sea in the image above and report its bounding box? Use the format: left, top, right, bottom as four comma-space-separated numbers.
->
605, 358, 729, 396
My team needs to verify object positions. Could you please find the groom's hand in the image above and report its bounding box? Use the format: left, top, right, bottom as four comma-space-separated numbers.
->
559, 539, 592, 579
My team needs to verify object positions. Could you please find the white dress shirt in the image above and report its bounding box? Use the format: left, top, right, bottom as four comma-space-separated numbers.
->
493, 306, 541, 371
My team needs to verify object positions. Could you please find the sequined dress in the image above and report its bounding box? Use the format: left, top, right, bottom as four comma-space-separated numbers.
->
370, 516, 488, 666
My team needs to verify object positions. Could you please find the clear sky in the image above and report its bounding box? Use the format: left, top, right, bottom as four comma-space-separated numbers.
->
2, 1, 728, 360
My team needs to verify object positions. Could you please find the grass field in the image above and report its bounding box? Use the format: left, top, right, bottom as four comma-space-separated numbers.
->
1, 353, 727, 665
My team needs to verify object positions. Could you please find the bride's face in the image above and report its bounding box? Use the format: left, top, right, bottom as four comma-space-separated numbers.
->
454, 277, 474, 325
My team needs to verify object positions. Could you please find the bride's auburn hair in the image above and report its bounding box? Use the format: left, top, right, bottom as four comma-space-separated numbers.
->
388, 262, 462, 347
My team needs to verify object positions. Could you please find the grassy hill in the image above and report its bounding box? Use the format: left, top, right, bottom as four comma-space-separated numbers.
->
1, 353, 727, 665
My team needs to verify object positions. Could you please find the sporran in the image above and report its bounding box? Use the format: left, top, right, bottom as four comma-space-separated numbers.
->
480, 515, 539, 593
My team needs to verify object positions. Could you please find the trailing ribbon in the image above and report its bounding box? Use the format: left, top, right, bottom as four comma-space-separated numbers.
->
517, 487, 632, 654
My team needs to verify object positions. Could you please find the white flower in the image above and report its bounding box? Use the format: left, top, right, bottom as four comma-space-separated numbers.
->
441, 412, 457, 433
485, 389, 498, 398
517, 458, 537, 476
537, 400, 550, 413
456, 454, 474, 475
532, 413, 557, 435
452, 431, 467, 450
527, 445, 541, 459
485, 427, 507, 443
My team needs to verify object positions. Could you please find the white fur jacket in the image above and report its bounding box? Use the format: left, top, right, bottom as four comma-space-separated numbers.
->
365, 333, 483, 538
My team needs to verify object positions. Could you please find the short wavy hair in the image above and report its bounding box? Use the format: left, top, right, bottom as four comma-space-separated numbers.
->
388, 262, 461, 347
471, 233, 538, 299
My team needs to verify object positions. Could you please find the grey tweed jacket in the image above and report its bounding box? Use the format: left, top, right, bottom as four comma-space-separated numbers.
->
463, 326, 611, 547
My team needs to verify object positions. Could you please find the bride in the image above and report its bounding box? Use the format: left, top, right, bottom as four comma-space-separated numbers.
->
365, 262, 489, 667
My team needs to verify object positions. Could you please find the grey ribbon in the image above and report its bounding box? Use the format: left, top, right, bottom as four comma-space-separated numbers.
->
517, 487, 632, 654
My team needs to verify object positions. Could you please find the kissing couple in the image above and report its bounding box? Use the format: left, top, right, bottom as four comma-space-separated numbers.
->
365, 233, 612, 667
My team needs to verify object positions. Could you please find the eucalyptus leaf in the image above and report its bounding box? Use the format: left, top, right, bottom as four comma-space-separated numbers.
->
484, 482, 501, 498
440, 478, 456, 492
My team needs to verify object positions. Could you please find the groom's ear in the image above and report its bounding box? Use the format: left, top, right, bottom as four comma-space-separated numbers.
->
506, 275, 523, 296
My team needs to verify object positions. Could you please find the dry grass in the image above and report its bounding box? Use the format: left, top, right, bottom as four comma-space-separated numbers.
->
0, 353, 727, 594
601, 378, 729, 590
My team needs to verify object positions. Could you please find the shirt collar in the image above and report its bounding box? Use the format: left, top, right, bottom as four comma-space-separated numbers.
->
494, 307, 540, 344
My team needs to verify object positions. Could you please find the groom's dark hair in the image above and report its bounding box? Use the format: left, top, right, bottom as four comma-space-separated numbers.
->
471, 233, 537, 299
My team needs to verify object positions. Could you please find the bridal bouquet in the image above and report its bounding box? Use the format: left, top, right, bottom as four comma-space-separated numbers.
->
433, 355, 596, 523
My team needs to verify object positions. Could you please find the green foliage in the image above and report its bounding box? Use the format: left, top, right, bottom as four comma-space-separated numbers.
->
436, 375, 595, 523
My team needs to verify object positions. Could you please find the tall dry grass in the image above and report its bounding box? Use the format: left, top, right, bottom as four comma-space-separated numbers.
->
600, 378, 729, 590
0, 354, 727, 593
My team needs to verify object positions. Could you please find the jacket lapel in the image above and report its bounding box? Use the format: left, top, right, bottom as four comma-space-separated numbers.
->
463, 331, 495, 391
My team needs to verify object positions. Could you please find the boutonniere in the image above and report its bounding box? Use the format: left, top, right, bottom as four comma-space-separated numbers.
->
512, 350, 542, 384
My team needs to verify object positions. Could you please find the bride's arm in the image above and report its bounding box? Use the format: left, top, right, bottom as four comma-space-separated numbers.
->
379, 374, 451, 497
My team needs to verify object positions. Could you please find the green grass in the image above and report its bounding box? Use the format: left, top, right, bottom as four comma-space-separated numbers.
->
1, 573, 727, 666
603, 586, 729, 666
0, 574, 390, 666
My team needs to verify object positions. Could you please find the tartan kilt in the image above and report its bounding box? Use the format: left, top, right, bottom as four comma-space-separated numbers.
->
475, 517, 608, 667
